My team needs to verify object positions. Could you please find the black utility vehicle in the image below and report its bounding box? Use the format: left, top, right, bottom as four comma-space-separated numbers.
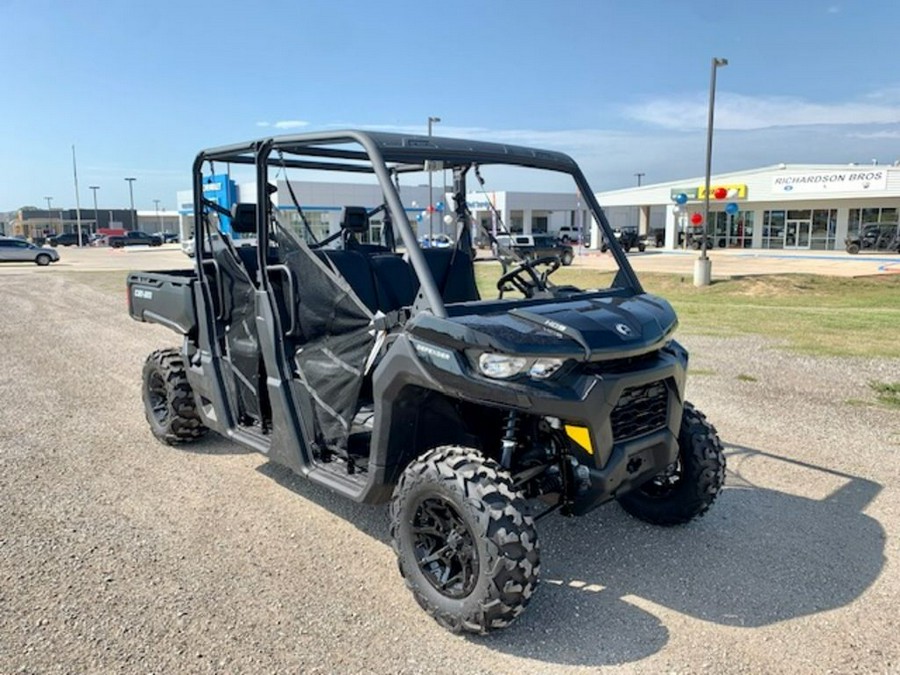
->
845, 223, 900, 254
128, 131, 725, 634
493, 233, 574, 266
600, 227, 648, 253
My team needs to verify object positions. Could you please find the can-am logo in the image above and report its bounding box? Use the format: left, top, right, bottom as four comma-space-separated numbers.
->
615, 323, 633, 337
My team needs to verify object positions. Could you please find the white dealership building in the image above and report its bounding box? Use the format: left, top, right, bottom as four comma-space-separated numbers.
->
594, 163, 900, 250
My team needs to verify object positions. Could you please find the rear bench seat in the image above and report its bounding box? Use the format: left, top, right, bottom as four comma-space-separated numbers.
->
315, 247, 481, 314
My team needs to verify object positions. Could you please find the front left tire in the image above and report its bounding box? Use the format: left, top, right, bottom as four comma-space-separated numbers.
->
390, 446, 540, 634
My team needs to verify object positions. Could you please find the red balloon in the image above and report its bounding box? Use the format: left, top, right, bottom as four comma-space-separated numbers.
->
690, 213, 703, 225
713, 187, 727, 200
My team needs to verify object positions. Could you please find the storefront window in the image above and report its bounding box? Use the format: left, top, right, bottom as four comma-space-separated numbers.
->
811, 209, 837, 250
763, 210, 785, 249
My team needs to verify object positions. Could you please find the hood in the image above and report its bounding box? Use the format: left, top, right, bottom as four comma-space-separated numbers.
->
411, 293, 678, 360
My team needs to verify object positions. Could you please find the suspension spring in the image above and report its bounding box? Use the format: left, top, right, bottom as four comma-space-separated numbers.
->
500, 411, 520, 469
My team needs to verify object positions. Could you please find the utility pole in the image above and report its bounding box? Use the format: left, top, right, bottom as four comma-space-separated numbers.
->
635, 172, 645, 186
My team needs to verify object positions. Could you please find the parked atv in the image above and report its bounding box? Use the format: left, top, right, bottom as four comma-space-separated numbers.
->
845, 223, 900, 254
128, 130, 726, 634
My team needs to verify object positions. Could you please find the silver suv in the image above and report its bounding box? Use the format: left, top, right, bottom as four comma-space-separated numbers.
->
0, 237, 60, 266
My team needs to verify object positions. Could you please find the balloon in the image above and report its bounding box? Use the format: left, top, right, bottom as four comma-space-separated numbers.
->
674, 193, 688, 205
690, 213, 703, 225
427, 205, 435, 214
727, 188, 738, 198
673, 205, 682, 214
725, 202, 739, 215
435, 201, 444, 212
713, 187, 727, 200
416, 213, 423, 222
443, 214, 454, 225
411, 201, 418, 208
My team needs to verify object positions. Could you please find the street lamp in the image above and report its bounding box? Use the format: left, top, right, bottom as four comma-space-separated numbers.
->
89, 186, 100, 235
125, 177, 137, 230
694, 56, 728, 287
427, 116, 441, 240
153, 199, 162, 234
44, 197, 53, 239
635, 172, 645, 186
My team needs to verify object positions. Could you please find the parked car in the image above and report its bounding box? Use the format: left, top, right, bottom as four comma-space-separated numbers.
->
48, 231, 91, 247
0, 237, 60, 265
418, 233, 453, 249
107, 231, 164, 248
493, 233, 575, 266
157, 232, 180, 243
845, 223, 900, 254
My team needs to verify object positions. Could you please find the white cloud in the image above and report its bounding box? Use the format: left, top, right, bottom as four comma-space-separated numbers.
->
623, 91, 900, 130
256, 121, 270, 127
847, 130, 900, 139
272, 120, 309, 129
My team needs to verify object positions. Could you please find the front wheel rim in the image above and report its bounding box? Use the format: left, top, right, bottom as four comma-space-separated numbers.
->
411, 495, 479, 599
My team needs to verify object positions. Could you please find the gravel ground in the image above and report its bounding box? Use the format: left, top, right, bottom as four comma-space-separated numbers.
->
1, 269, 898, 674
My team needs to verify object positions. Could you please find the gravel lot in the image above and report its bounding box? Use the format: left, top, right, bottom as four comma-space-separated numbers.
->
1, 260, 898, 674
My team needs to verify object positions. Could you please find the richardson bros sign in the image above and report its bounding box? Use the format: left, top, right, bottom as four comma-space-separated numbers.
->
772, 169, 888, 194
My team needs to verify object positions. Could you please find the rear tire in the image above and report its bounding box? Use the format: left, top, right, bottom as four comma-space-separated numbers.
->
142, 349, 208, 444
560, 249, 574, 266
618, 402, 725, 526
846, 243, 860, 254
390, 446, 540, 634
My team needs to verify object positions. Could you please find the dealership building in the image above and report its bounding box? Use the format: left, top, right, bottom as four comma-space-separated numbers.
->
595, 163, 900, 251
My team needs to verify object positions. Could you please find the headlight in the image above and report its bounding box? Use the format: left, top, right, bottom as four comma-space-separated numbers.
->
478, 353, 528, 379
477, 353, 565, 380
528, 358, 564, 379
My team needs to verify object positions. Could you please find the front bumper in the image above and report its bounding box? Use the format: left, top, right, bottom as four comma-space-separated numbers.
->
401, 336, 689, 515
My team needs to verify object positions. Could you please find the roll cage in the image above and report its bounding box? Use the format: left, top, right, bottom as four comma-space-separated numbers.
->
190, 130, 643, 318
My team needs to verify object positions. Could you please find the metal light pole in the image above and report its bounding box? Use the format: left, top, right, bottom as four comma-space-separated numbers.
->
44, 197, 53, 239
89, 186, 100, 235
635, 172, 645, 186
427, 116, 441, 240
694, 57, 728, 287
153, 199, 162, 234
125, 177, 137, 230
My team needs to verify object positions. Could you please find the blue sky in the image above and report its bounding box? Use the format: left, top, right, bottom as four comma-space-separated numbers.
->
2, 0, 899, 211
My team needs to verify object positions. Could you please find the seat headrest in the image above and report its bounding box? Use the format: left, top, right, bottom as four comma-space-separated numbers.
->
230, 203, 257, 234
340, 206, 369, 233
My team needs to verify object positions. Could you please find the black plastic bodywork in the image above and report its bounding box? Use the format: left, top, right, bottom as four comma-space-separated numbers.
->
128, 130, 689, 515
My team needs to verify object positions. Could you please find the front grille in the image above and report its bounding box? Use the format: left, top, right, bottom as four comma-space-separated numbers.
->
610, 380, 669, 441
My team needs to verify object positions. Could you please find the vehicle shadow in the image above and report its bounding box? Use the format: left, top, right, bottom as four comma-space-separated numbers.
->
256, 442, 885, 668
481, 442, 885, 666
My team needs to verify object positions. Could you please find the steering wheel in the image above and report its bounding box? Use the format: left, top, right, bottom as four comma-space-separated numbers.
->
496, 256, 561, 298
